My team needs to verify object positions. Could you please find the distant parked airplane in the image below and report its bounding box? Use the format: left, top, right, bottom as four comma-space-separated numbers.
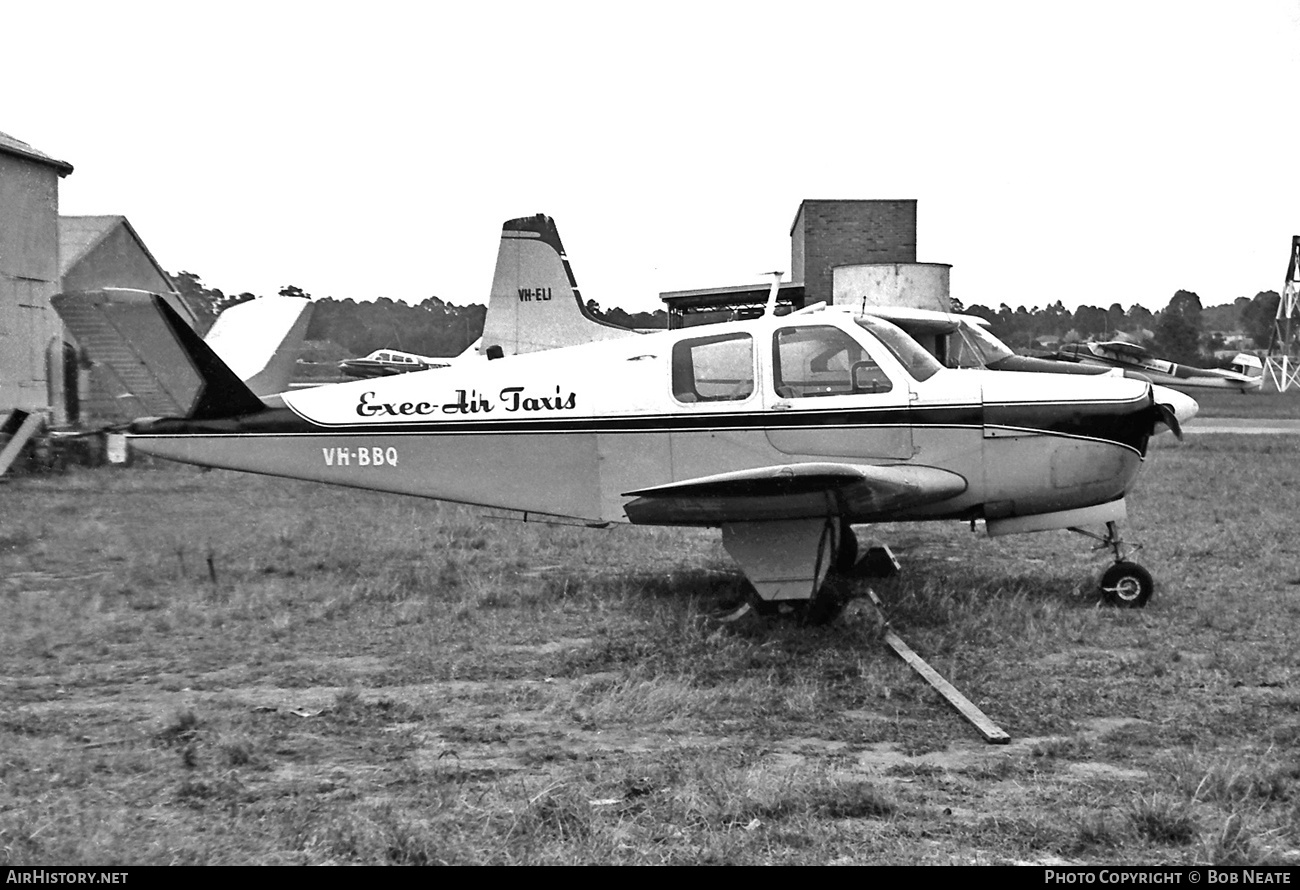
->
338, 348, 457, 379
1044, 340, 1262, 393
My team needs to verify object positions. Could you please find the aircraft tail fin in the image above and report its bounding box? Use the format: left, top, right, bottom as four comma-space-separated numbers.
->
1228, 352, 1264, 378
52, 289, 265, 422
478, 214, 637, 356
203, 296, 314, 396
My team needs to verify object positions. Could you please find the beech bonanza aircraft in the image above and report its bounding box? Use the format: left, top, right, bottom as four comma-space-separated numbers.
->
91, 215, 1187, 619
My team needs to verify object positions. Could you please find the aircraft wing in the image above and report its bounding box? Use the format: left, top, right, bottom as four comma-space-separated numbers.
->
621, 462, 968, 525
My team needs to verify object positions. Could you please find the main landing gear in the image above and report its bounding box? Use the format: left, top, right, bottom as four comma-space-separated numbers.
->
1069, 520, 1154, 608
722, 519, 898, 626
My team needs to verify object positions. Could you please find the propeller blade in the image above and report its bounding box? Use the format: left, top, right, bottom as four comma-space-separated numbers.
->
1153, 401, 1183, 441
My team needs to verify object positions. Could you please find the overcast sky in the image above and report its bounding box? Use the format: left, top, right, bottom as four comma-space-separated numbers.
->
7, 1, 1298, 314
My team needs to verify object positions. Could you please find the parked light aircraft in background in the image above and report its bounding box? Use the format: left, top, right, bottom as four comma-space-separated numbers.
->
1044, 340, 1262, 393
339, 346, 466, 379
81, 214, 1188, 619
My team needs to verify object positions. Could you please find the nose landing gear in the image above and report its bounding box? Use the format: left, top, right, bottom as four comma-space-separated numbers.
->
1069, 520, 1154, 608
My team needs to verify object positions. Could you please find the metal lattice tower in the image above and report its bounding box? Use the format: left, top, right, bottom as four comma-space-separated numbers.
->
1264, 235, 1300, 392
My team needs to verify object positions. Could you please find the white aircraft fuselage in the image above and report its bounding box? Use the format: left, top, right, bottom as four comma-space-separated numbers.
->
129, 307, 1155, 532
81, 212, 1177, 613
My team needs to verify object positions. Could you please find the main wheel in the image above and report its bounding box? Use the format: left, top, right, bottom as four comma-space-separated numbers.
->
1099, 561, 1154, 608
834, 527, 859, 574
802, 573, 852, 626
745, 580, 848, 625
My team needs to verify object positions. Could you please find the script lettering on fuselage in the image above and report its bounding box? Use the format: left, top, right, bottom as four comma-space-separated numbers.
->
498, 386, 578, 412
354, 387, 577, 418
322, 446, 399, 467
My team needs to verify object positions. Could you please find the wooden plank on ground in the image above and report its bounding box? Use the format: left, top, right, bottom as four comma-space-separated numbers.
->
0, 410, 45, 479
866, 588, 1010, 744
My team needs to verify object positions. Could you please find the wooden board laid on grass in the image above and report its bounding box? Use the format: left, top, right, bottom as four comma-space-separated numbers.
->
866, 587, 1011, 744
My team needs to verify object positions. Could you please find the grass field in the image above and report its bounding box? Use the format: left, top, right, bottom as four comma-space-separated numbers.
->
2, 434, 1299, 865
1184, 386, 1300, 420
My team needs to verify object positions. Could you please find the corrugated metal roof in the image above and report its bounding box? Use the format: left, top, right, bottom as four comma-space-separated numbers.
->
0, 130, 74, 175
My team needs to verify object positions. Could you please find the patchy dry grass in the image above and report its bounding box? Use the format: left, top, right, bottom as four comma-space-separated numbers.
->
2, 436, 1300, 864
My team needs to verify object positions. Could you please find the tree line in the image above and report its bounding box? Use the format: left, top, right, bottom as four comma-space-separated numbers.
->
172, 270, 1281, 369
172, 273, 485, 359
961, 289, 1280, 366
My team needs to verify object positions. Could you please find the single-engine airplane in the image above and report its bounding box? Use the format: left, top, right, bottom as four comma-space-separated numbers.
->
339, 345, 479, 379
1044, 340, 1262, 393
99, 214, 1182, 618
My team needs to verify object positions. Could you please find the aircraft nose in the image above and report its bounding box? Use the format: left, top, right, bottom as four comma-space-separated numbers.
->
1151, 384, 1199, 430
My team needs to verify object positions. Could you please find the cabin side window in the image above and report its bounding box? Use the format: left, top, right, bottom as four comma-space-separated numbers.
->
671, 333, 754, 403
773, 325, 892, 398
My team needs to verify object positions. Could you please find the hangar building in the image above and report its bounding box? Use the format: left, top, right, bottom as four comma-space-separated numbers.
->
0, 131, 73, 422
1, 130, 186, 429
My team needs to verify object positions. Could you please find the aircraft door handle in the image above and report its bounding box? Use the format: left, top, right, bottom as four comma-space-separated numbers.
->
772, 401, 792, 411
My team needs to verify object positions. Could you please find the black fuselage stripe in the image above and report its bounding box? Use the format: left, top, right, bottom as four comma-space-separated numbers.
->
134, 398, 1156, 454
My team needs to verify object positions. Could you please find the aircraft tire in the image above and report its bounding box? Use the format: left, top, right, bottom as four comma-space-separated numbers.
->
745, 590, 843, 624
802, 573, 852, 626
1099, 561, 1153, 608
834, 526, 859, 574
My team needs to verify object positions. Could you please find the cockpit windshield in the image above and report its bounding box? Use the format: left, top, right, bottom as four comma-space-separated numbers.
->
853, 316, 942, 382
948, 321, 1015, 369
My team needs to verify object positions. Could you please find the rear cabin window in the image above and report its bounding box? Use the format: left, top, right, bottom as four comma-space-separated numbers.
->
773, 325, 891, 398
671, 333, 754, 402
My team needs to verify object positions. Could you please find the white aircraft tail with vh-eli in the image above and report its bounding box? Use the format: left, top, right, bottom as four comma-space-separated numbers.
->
334, 214, 637, 378
65, 214, 1186, 619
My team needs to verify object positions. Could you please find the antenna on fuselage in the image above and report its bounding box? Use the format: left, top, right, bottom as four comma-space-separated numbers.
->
763, 271, 784, 317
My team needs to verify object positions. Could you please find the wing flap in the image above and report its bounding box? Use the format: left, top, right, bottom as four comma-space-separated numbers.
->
622, 462, 967, 525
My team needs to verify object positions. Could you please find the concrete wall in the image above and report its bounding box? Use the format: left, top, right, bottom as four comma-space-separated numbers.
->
0, 153, 63, 418
791, 200, 917, 305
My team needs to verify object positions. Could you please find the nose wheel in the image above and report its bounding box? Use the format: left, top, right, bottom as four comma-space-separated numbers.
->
1070, 520, 1154, 608
1099, 561, 1153, 608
